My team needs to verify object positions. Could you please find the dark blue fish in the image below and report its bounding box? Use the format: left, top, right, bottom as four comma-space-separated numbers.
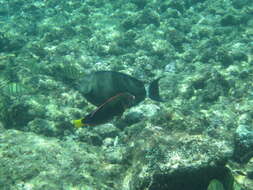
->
76, 71, 164, 106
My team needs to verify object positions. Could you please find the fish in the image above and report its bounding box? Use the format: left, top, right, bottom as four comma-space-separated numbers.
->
0, 79, 9, 88
58, 64, 83, 80
2, 82, 30, 97
76, 71, 164, 107
73, 92, 135, 127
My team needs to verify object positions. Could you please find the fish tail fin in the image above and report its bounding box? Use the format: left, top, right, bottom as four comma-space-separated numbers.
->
72, 119, 84, 128
148, 77, 165, 102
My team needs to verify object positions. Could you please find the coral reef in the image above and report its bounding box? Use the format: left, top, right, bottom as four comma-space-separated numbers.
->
0, 0, 253, 189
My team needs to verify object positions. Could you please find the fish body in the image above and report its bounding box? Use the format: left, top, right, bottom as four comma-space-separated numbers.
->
2, 82, 30, 97
73, 92, 135, 127
76, 71, 163, 106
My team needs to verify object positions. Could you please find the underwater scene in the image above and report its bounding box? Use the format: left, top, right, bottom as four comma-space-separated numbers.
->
0, 0, 253, 190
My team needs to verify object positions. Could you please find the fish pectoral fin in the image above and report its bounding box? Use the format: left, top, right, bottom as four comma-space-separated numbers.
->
72, 119, 84, 128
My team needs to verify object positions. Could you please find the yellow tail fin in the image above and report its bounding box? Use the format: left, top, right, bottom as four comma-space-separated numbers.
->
72, 119, 84, 128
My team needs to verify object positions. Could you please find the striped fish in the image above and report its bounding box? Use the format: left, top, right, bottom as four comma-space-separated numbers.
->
59, 64, 83, 80
0, 79, 9, 88
2, 82, 30, 97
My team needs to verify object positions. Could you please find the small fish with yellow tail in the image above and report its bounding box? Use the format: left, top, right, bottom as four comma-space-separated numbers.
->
73, 92, 135, 128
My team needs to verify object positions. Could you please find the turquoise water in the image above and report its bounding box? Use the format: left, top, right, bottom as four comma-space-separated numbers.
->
0, 0, 252, 190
